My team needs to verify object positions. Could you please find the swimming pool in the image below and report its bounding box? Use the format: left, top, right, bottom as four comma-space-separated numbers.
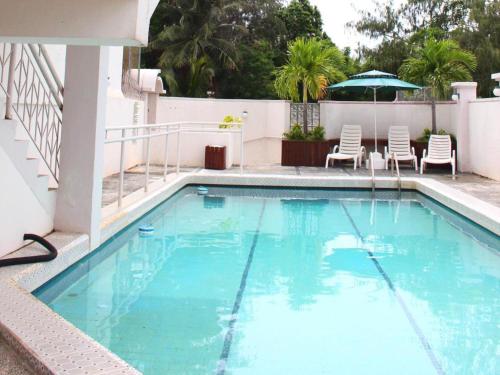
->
35, 186, 500, 375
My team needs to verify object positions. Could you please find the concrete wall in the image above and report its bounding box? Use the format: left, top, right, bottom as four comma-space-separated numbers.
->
152, 97, 290, 166
320, 101, 456, 140
103, 95, 145, 177
468, 98, 500, 180
0, 129, 53, 257
0, 0, 159, 46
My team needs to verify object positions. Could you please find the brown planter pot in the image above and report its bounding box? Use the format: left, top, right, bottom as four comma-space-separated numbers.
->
281, 140, 333, 167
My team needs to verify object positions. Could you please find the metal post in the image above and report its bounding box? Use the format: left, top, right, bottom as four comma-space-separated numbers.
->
5, 44, 17, 119
144, 127, 151, 192
163, 128, 169, 181
240, 125, 244, 175
176, 126, 181, 174
118, 129, 126, 208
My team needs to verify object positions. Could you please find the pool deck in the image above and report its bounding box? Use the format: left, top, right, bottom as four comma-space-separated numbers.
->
1, 164, 500, 375
103, 164, 500, 208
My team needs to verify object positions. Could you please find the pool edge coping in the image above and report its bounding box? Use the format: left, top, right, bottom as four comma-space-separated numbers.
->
1, 172, 499, 374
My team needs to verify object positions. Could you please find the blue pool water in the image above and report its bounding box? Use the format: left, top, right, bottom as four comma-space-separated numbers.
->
35, 187, 500, 375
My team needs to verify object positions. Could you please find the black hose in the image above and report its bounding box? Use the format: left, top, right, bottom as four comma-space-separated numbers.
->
0, 234, 58, 268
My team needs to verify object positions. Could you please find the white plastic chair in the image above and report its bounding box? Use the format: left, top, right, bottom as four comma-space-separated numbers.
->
325, 125, 365, 170
420, 135, 456, 176
384, 126, 417, 171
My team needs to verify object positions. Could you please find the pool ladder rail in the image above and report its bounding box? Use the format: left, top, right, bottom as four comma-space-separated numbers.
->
370, 152, 402, 195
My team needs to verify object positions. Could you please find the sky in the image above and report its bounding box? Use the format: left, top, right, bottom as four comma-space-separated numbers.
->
308, 0, 404, 50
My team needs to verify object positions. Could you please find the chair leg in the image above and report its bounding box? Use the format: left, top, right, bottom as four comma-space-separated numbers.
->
325, 157, 330, 168
414, 156, 418, 171
451, 160, 456, 177
353, 157, 357, 170
420, 160, 424, 175
385, 157, 388, 170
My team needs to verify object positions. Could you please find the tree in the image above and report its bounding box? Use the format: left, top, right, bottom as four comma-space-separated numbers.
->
274, 38, 346, 133
217, 41, 277, 99
399, 39, 477, 133
279, 0, 324, 41
351, 0, 498, 97
147, 0, 244, 97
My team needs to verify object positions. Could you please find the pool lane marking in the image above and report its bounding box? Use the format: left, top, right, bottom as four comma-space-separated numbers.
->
216, 200, 267, 375
340, 202, 446, 375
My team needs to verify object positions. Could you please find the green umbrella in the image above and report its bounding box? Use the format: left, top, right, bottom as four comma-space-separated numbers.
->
328, 70, 421, 156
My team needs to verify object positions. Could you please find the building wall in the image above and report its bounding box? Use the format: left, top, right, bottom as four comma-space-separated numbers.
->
103, 96, 145, 177
468, 98, 500, 180
0, 142, 53, 257
320, 101, 456, 140
152, 97, 290, 166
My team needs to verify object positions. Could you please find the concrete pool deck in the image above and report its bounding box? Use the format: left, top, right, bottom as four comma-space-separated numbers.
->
103, 164, 500, 208
1, 166, 499, 374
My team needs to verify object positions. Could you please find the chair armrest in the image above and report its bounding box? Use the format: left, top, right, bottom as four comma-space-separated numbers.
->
332, 145, 339, 154
422, 149, 427, 159
411, 146, 416, 156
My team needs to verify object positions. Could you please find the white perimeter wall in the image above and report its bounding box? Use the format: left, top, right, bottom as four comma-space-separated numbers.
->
103, 95, 145, 177
320, 101, 456, 140
468, 98, 500, 180
152, 97, 290, 166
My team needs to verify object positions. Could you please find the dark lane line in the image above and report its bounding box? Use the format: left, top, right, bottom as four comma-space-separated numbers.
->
340, 202, 445, 375
216, 200, 267, 375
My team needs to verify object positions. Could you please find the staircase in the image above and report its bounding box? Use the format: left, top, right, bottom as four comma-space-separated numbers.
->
0, 43, 63, 256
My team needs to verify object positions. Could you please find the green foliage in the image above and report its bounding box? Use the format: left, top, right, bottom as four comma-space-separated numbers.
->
283, 124, 306, 140
352, 0, 499, 98
417, 128, 456, 143
144, 0, 360, 99
275, 38, 345, 132
306, 125, 325, 141
278, 0, 324, 42
217, 41, 278, 99
283, 124, 325, 141
146, 0, 244, 97
399, 39, 477, 100
219, 115, 243, 129
400, 38, 476, 133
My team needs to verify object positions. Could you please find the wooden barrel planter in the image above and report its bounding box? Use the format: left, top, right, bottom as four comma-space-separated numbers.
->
281, 140, 333, 167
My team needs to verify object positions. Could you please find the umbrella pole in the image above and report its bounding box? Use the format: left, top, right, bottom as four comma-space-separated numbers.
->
374, 87, 378, 154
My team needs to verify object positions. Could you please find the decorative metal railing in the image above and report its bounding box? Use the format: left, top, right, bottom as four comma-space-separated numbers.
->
290, 102, 320, 131
0, 43, 63, 182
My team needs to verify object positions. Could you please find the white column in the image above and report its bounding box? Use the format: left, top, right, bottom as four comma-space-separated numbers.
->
451, 82, 477, 173
54, 46, 109, 249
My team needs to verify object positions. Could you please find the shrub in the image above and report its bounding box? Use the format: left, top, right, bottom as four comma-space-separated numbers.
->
283, 124, 306, 140
306, 125, 326, 141
417, 128, 456, 143
219, 115, 242, 129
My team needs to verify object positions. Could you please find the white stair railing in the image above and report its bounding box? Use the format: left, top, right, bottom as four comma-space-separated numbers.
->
0, 43, 63, 182
105, 121, 245, 208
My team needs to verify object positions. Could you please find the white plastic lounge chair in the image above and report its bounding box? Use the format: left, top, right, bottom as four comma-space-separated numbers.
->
384, 126, 417, 171
420, 134, 456, 176
325, 125, 365, 170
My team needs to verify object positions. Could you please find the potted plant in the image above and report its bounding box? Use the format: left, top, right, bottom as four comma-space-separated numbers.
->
282, 124, 331, 166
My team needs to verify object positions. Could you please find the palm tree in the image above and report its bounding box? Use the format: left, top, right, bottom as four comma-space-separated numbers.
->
274, 38, 346, 133
150, 0, 244, 96
399, 39, 477, 134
